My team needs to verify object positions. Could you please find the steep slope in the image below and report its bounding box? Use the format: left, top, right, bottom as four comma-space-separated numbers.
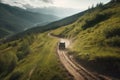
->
0, 1, 120, 80
0, 3, 86, 80
0, 3, 58, 38
0, 32, 73, 80
51, 1, 120, 79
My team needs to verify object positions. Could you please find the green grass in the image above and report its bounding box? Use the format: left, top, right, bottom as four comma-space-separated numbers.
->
51, 2, 120, 78
52, 2, 120, 59
0, 32, 72, 80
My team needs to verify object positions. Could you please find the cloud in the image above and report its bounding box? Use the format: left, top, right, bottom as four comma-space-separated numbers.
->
0, 0, 2, 3
0, 0, 53, 8
41, 0, 53, 3
0, 0, 110, 10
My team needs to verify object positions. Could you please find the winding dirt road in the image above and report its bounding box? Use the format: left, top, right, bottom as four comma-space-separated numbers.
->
49, 33, 111, 80
57, 38, 100, 80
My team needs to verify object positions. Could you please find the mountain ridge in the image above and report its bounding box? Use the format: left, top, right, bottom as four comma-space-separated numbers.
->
26, 6, 81, 18
0, 3, 58, 39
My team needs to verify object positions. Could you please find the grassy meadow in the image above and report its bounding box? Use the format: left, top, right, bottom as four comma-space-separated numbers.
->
0, 32, 72, 80
51, 2, 120, 78
0, 1, 120, 80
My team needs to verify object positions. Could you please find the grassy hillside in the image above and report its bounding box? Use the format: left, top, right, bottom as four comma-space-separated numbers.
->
0, 7, 88, 80
0, 32, 72, 80
51, 1, 120, 79
0, 3, 58, 38
0, 1, 120, 80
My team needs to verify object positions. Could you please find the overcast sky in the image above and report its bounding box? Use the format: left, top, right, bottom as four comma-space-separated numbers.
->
1, 0, 110, 10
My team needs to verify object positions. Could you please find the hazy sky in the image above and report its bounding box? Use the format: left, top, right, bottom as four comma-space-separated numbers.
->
53, 0, 110, 9
1, 0, 110, 10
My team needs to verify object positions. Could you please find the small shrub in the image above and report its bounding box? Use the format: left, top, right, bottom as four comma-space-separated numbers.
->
11, 42, 17, 47
17, 43, 30, 60
68, 50, 79, 55
9, 71, 23, 80
105, 36, 120, 47
82, 13, 111, 30
104, 27, 120, 38
0, 52, 17, 78
50, 75, 62, 80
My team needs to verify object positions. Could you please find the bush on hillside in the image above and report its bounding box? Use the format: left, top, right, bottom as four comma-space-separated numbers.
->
104, 27, 120, 38
104, 27, 120, 47
0, 52, 17, 74
50, 75, 62, 80
9, 71, 23, 80
105, 36, 120, 47
82, 13, 110, 30
17, 43, 30, 60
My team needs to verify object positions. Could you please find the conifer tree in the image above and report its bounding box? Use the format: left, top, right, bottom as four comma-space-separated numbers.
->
111, 0, 120, 2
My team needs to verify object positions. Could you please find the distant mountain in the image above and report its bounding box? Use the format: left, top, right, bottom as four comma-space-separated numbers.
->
0, 3, 58, 38
26, 6, 81, 18
2, 8, 86, 42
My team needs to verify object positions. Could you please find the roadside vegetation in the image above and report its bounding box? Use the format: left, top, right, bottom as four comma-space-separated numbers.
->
51, 1, 120, 78
0, 32, 72, 80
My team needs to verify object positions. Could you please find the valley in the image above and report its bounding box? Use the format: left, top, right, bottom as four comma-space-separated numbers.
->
0, 0, 120, 80
0, 3, 58, 39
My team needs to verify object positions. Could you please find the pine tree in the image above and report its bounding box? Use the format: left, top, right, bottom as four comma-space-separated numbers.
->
111, 0, 120, 2
96, 2, 103, 8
